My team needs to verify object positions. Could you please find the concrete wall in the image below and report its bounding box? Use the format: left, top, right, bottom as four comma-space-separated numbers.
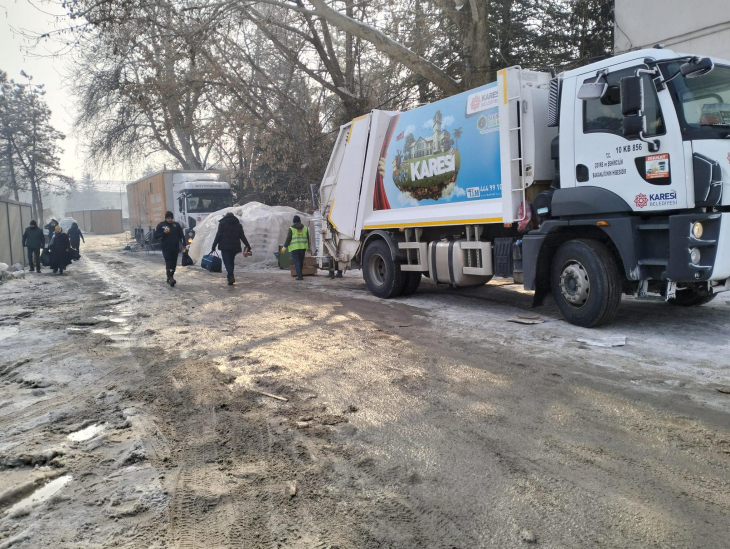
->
0, 198, 32, 267
615, 0, 730, 60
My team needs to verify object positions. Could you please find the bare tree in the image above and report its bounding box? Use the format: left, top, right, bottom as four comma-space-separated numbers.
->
0, 71, 23, 201
6, 75, 68, 220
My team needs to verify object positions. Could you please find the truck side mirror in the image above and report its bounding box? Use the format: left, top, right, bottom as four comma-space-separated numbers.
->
680, 56, 713, 78
620, 76, 644, 116
621, 75, 660, 152
577, 74, 608, 101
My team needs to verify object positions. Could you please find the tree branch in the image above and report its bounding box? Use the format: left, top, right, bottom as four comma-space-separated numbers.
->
305, 0, 461, 94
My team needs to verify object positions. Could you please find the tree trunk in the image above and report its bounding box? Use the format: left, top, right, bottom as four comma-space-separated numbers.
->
414, 0, 430, 104
344, 0, 355, 91
462, 0, 491, 88
4, 141, 19, 201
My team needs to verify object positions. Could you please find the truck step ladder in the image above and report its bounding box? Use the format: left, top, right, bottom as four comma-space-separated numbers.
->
507, 66, 527, 222
399, 228, 428, 272
129, 229, 155, 252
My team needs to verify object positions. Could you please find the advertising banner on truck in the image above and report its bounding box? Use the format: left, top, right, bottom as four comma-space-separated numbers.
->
373, 81, 501, 211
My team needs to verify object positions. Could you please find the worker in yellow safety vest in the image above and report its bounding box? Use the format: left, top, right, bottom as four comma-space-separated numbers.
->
282, 215, 311, 280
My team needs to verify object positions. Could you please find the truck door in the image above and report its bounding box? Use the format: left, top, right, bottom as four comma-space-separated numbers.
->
572, 62, 687, 211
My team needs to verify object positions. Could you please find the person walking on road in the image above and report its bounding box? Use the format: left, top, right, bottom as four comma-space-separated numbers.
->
44, 219, 58, 245
211, 212, 251, 286
49, 225, 72, 275
154, 211, 186, 287
22, 220, 45, 273
282, 215, 311, 281
67, 222, 85, 251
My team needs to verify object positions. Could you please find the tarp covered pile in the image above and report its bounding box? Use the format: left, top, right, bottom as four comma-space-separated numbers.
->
188, 202, 311, 268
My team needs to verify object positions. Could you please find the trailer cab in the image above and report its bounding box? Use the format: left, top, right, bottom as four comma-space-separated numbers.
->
176, 181, 232, 232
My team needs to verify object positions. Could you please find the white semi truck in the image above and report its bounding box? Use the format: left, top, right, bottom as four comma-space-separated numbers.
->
127, 170, 232, 243
317, 48, 730, 327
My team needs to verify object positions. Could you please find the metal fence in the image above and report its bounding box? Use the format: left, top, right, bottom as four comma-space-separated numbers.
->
0, 198, 33, 267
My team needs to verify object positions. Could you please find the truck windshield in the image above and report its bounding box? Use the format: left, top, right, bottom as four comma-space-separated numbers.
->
665, 63, 730, 139
186, 193, 232, 213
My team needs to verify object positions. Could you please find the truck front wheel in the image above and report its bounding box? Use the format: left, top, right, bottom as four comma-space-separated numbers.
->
363, 240, 406, 298
550, 239, 622, 327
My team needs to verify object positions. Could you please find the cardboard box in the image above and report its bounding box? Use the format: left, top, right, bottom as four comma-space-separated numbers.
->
289, 256, 318, 276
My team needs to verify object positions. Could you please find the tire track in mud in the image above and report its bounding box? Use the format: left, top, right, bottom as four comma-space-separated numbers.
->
225, 418, 275, 549
169, 405, 224, 549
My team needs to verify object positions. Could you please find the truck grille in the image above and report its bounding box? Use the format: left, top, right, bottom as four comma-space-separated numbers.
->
548, 77, 560, 127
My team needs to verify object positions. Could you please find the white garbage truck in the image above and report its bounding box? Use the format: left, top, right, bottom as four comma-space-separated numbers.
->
317, 48, 730, 327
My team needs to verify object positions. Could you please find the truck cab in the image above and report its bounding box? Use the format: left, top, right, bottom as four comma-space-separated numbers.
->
524, 48, 730, 323
176, 181, 232, 232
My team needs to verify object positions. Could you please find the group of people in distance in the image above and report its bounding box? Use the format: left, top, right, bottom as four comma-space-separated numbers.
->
22, 218, 84, 275
21, 210, 318, 285
154, 211, 316, 287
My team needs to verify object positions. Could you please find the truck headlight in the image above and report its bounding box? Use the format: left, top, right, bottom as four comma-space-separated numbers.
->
690, 247, 701, 265
692, 222, 703, 239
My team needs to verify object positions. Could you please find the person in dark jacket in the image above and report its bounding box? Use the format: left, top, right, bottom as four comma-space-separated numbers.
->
67, 222, 85, 251
154, 211, 185, 286
49, 225, 72, 275
22, 220, 46, 273
44, 219, 58, 245
211, 212, 251, 285
282, 215, 311, 280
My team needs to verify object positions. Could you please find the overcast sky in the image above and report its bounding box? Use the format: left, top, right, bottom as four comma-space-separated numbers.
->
1, 0, 127, 185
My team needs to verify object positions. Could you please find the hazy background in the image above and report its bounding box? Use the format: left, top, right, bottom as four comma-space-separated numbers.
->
1, 0, 125, 184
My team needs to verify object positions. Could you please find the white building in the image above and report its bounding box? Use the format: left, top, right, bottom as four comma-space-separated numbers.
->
403, 110, 451, 160
614, 0, 730, 60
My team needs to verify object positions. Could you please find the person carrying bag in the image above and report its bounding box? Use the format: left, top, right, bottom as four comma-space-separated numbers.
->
282, 215, 310, 281
210, 212, 251, 285
154, 211, 186, 287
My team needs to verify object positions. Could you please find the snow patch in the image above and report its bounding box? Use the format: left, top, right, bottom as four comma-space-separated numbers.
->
68, 423, 106, 442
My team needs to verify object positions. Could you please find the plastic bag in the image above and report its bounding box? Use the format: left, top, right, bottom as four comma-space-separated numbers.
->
40, 248, 51, 267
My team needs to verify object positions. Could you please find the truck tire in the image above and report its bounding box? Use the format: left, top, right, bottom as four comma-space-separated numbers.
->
667, 288, 717, 307
363, 240, 406, 298
550, 239, 622, 327
401, 272, 422, 296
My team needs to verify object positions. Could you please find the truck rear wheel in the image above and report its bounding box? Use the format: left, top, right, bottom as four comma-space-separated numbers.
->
550, 239, 622, 327
363, 240, 406, 298
401, 272, 422, 296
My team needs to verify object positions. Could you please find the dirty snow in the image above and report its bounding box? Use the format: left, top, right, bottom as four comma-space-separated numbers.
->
0, 234, 728, 548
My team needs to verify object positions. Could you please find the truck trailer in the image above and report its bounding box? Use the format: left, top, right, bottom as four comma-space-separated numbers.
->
318, 48, 730, 327
127, 170, 232, 243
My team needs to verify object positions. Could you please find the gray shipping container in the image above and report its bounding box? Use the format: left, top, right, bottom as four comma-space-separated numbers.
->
0, 198, 33, 267
65, 209, 123, 235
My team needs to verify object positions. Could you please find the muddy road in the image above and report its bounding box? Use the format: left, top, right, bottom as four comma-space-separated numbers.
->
1, 235, 729, 548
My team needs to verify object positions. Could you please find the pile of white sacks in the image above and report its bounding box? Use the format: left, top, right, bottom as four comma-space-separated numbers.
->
188, 202, 311, 268
0, 263, 26, 283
